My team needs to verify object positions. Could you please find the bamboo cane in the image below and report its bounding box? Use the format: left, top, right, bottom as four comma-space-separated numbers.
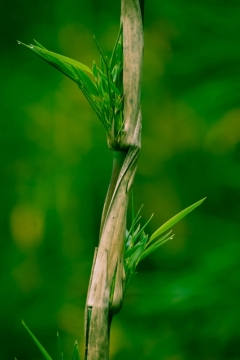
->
84, 1, 144, 359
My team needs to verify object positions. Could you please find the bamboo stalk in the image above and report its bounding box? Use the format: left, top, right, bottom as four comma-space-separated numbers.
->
84, 1, 144, 358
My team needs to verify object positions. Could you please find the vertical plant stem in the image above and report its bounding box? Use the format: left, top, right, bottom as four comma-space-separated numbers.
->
100, 151, 127, 236
84, 1, 144, 359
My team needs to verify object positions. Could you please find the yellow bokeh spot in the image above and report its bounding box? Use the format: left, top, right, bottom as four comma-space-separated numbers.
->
205, 108, 240, 154
57, 304, 83, 336
12, 259, 42, 293
10, 204, 44, 250
109, 318, 129, 357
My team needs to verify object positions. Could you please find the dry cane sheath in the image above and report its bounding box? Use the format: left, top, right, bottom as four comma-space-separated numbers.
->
84, 1, 144, 359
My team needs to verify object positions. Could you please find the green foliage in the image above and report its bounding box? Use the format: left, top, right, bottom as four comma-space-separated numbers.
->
22, 321, 81, 360
124, 198, 205, 286
22, 320, 53, 360
72, 340, 81, 360
2, 0, 240, 359
148, 197, 206, 243
18, 27, 123, 142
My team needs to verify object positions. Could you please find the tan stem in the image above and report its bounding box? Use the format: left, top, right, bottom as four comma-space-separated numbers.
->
84, 1, 143, 358
100, 151, 127, 237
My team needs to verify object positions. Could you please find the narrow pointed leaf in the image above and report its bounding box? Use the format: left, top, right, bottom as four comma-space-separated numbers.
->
57, 332, 63, 360
93, 35, 108, 69
149, 198, 206, 243
129, 241, 146, 268
131, 190, 135, 228
146, 230, 173, 249
19, 42, 92, 74
72, 340, 81, 360
33, 40, 47, 49
19, 42, 79, 82
92, 61, 98, 80
125, 243, 142, 258
138, 234, 174, 263
128, 204, 144, 237
96, 66, 121, 95
111, 65, 118, 84
71, 66, 99, 96
110, 25, 123, 70
132, 213, 154, 246
33, 45, 92, 74
100, 54, 105, 73
22, 320, 53, 360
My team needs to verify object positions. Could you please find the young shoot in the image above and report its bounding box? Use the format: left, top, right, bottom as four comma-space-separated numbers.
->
124, 197, 206, 287
18, 26, 123, 149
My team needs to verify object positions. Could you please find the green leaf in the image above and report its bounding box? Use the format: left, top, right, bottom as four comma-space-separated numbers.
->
93, 35, 108, 68
127, 204, 144, 239
92, 61, 98, 80
72, 340, 81, 360
35, 45, 92, 74
138, 232, 174, 262
95, 65, 121, 96
18, 42, 79, 82
100, 54, 106, 74
57, 331, 63, 360
22, 320, 53, 360
131, 190, 135, 228
128, 239, 147, 273
149, 197, 206, 243
111, 65, 119, 84
33, 39, 47, 49
132, 214, 154, 246
125, 243, 142, 258
18, 42, 92, 74
71, 66, 99, 97
110, 25, 123, 70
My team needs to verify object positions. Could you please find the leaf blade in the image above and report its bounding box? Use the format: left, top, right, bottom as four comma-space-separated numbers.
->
18, 41, 92, 74
138, 235, 173, 263
22, 320, 53, 360
149, 197, 206, 243
72, 340, 81, 360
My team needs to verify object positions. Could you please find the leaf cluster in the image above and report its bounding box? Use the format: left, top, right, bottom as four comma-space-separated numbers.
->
124, 197, 206, 287
18, 27, 123, 148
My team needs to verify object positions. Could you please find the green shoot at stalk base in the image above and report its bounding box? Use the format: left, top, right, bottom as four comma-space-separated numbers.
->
124, 197, 206, 287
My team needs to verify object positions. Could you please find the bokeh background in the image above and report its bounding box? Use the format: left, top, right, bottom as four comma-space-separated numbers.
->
1, 0, 240, 359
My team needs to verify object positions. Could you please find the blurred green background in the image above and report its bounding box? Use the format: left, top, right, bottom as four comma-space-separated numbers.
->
1, 0, 240, 359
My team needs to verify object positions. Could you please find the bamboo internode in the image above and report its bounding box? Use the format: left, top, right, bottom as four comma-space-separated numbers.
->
84, 1, 144, 359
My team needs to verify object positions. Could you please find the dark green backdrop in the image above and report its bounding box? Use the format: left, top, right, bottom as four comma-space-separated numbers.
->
1, 1, 240, 359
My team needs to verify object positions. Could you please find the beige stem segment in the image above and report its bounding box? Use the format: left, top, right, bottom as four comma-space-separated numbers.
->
87, 147, 139, 310
84, 148, 139, 360
87, 250, 110, 360
84, 1, 143, 359
121, 0, 144, 149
